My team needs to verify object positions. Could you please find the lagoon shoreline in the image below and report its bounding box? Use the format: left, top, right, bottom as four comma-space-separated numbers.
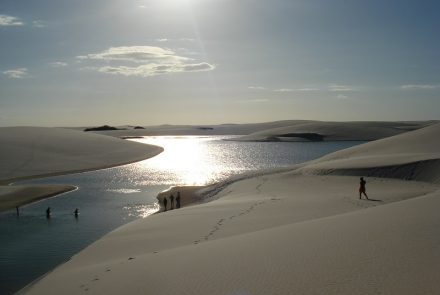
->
2, 121, 440, 294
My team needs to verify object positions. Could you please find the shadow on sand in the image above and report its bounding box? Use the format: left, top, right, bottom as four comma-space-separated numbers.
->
366, 198, 383, 202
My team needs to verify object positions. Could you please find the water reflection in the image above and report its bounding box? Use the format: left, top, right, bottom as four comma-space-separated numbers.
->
127, 136, 233, 186
0, 136, 365, 295
123, 203, 160, 218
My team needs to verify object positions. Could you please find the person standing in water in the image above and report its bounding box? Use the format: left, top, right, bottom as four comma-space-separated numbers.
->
176, 192, 181, 209
359, 177, 369, 200
46, 207, 51, 218
163, 197, 168, 212
170, 194, 175, 210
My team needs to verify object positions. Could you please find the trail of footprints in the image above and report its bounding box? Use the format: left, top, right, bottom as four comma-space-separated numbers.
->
193, 196, 281, 245
78, 258, 134, 292
78, 179, 279, 291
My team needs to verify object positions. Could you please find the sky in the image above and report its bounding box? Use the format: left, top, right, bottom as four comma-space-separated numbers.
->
0, 0, 439, 126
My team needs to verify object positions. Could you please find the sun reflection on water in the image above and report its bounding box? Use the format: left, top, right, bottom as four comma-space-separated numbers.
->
128, 136, 232, 186
123, 203, 160, 218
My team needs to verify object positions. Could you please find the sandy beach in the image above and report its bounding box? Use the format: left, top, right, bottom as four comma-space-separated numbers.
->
0, 127, 163, 212
15, 121, 440, 295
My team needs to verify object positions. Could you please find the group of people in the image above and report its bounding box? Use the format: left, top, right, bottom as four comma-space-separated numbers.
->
15, 179, 369, 218
162, 191, 181, 211
44, 207, 79, 218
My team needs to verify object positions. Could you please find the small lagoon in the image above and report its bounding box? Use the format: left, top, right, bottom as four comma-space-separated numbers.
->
0, 136, 364, 294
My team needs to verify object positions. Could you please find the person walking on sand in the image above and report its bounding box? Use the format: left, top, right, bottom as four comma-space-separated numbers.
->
359, 177, 369, 200
163, 197, 168, 212
176, 192, 181, 209
170, 194, 175, 210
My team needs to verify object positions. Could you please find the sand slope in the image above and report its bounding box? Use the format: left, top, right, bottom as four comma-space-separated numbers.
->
0, 127, 163, 183
301, 122, 440, 183
233, 121, 436, 141
20, 122, 440, 295
0, 127, 163, 212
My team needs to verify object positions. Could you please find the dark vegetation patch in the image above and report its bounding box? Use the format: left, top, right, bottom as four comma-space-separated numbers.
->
84, 125, 126, 132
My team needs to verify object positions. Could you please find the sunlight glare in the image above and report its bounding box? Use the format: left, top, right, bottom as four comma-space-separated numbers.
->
132, 136, 225, 186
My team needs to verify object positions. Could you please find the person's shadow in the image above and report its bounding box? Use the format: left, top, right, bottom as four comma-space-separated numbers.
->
366, 198, 383, 202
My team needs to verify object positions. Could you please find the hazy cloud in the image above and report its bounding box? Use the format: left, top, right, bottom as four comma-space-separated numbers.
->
79, 46, 215, 77
32, 20, 47, 28
156, 38, 196, 43
328, 84, 353, 92
336, 94, 348, 100
0, 14, 24, 26
400, 84, 440, 90
78, 46, 189, 63
251, 86, 320, 92
248, 86, 267, 90
49, 61, 68, 67
91, 62, 214, 77
274, 88, 294, 92
296, 87, 320, 91
235, 99, 269, 103
3, 68, 28, 78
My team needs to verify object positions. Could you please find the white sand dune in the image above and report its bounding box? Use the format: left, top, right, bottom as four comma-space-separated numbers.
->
74, 120, 436, 141
72, 120, 314, 137
0, 127, 163, 211
0, 127, 163, 183
233, 120, 436, 141
302, 122, 440, 183
21, 123, 440, 294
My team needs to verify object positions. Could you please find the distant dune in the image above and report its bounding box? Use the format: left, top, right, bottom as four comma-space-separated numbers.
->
72, 120, 438, 142
232, 120, 437, 141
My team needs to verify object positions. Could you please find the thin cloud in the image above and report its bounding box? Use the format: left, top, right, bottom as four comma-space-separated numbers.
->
252, 87, 320, 92
77, 46, 189, 63
274, 88, 294, 92
248, 86, 267, 90
0, 14, 24, 26
235, 99, 269, 103
328, 84, 353, 92
336, 94, 348, 100
296, 87, 320, 91
49, 61, 68, 67
32, 20, 46, 28
3, 68, 28, 78
156, 38, 196, 43
400, 84, 440, 90
95, 62, 214, 77
78, 46, 215, 77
